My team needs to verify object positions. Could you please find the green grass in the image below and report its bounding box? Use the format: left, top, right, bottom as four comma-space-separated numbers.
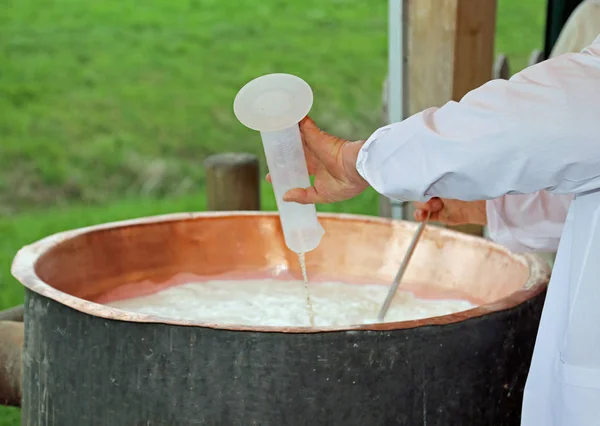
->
0, 0, 546, 214
0, 0, 547, 423
0, 0, 390, 213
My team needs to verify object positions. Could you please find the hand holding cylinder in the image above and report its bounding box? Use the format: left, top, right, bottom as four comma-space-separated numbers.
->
278, 116, 369, 205
234, 74, 325, 254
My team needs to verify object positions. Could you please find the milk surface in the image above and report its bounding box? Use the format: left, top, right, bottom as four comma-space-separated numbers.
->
107, 279, 475, 327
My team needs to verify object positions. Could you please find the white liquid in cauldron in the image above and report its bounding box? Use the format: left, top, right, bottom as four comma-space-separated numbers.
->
106, 279, 475, 327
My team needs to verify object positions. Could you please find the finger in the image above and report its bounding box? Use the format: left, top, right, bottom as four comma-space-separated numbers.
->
429, 198, 443, 211
414, 209, 425, 221
265, 173, 272, 183
282, 186, 322, 205
414, 209, 440, 222
413, 198, 443, 212
412, 202, 428, 211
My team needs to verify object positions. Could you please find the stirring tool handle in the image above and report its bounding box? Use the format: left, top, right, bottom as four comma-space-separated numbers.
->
377, 212, 431, 322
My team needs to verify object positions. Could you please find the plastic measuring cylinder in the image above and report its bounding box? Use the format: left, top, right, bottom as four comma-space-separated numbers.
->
233, 73, 324, 254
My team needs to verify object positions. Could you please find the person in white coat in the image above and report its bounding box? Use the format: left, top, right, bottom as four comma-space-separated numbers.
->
476, 0, 600, 265
277, 35, 600, 426
551, 0, 600, 57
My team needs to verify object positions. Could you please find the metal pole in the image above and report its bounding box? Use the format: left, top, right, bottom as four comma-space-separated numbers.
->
386, 0, 409, 220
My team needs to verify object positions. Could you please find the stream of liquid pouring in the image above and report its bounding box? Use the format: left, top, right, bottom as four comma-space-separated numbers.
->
298, 253, 316, 327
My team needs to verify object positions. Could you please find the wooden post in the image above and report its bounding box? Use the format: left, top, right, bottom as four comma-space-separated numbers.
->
204, 153, 260, 211
0, 305, 24, 322
381, 0, 497, 237
0, 304, 25, 406
0, 321, 23, 407
379, 77, 396, 219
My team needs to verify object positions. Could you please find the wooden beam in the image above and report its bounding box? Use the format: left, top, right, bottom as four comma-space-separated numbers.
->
0, 305, 23, 322
451, 0, 497, 100
0, 321, 23, 407
405, 0, 497, 109
381, 0, 497, 236
204, 153, 260, 211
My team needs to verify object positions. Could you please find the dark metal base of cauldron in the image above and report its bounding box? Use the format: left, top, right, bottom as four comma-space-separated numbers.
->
22, 289, 545, 426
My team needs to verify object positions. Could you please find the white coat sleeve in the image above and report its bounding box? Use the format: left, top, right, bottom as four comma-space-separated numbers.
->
486, 5, 600, 253
356, 40, 600, 209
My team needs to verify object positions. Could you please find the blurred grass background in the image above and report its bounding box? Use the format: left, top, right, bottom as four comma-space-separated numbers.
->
0, 0, 546, 423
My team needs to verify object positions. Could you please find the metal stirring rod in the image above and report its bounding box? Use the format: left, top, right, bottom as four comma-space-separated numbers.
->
377, 211, 431, 322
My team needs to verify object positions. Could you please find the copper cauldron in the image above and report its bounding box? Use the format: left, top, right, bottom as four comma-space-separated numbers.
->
12, 212, 550, 426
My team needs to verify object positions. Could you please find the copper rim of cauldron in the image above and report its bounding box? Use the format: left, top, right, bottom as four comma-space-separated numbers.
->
11, 211, 551, 334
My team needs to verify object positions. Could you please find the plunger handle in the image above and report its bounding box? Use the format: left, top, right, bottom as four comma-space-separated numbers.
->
377, 212, 431, 322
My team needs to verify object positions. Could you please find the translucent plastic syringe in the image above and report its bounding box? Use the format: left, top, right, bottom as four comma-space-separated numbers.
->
233, 73, 324, 254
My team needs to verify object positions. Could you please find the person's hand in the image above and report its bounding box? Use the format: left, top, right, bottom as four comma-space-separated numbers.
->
413, 198, 487, 226
266, 116, 369, 204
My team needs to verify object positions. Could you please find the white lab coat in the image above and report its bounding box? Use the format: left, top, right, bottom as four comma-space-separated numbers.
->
356, 36, 600, 425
